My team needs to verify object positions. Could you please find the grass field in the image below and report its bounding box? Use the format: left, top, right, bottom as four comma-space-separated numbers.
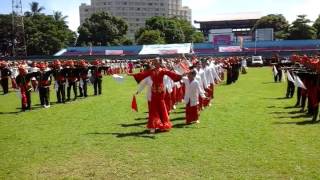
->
1, 67, 320, 179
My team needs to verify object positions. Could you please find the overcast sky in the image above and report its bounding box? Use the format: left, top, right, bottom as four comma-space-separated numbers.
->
0, 0, 319, 31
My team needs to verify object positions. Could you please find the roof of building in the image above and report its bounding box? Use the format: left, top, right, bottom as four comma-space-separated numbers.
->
194, 19, 259, 29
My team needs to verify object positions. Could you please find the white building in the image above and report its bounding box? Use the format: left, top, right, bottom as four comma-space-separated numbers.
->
79, 0, 192, 39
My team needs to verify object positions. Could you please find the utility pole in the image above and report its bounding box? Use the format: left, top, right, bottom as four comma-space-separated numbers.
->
12, 0, 27, 57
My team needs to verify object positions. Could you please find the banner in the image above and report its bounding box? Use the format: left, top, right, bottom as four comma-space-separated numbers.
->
218, 46, 242, 52
213, 35, 232, 45
139, 43, 192, 55
105, 50, 124, 55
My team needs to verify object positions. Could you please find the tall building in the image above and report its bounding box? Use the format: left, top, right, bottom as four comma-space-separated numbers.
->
79, 0, 192, 39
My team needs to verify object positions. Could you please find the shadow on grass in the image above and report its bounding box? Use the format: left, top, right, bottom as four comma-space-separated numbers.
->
170, 117, 185, 122
273, 120, 320, 126
0, 111, 20, 115
284, 106, 300, 109
172, 123, 188, 128
262, 82, 275, 84
270, 111, 288, 114
262, 97, 288, 100
120, 122, 146, 127
290, 114, 313, 119
86, 130, 155, 139
267, 106, 276, 108
288, 110, 303, 115
135, 117, 148, 121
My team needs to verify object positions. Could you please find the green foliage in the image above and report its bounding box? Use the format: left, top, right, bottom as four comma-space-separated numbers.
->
136, 16, 204, 44
1, 68, 320, 179
25, 1, 45, 17
24, 14, 76, 55
53, 11, 68, 23
254, 14, 290, 39
0, 14, 12, 55
288, 15, 317, 40
191, 31, 205, 43
77, 12, 128, 46
136, 30, 165, 45
313, 15, 320, 39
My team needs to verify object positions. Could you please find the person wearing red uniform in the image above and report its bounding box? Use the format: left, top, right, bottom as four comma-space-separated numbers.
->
15, 67, 33, 111
130, 60, 182, 133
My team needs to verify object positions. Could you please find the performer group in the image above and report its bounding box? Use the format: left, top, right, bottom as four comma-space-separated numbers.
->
0, 57, 244, 133
130, 56, 243, 133
0, 60, 134, 110
273, 55, 320, 122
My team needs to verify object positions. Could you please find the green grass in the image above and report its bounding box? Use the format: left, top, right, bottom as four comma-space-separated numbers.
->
1, 67, 320, 179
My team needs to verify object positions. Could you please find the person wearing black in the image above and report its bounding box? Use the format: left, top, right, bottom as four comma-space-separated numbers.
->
232, 59, 241, 83
34, 64, 52, 108
15, 67, 33, 111
225, 62, 233, 85
78, 61, 89, 98
286, 70, 295, 98
52, 60, 67, 103
0, 62, 12, 95
274, 63, 283, 82
65, 61, 79, 101
90, 60, 109, 96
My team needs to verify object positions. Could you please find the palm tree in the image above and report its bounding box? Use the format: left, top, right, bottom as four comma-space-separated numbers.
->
53, 11, 68, 23
29, 2, 45, 16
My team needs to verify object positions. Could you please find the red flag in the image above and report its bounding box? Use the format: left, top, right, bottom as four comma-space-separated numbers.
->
131, 95, 138, 112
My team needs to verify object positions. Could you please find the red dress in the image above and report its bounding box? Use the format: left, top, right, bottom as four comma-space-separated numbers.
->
133, 68, 182, 130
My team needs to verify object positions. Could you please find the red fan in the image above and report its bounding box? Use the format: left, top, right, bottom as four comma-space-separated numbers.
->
131, 95, 138, 112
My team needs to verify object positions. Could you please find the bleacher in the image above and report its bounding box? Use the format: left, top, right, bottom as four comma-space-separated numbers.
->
55, 40, 320, 58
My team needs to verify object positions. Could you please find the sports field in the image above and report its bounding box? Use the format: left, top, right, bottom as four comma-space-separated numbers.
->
1, 67, 319, 179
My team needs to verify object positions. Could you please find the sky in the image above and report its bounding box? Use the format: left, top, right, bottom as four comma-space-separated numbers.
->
0, 0, 319, 31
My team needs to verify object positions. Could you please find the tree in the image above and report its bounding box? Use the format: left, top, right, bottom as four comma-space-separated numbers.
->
313, 15, 320, 39
25, 1, 45, 16
144, 16, 185, 43
288, 15, 317, 40
191, 31, 205, 43
136, 30, 165, 45
77, 12, 128, 46
53, 11, 68, 23
24, 14, 76, 55
254, 14, 290, 39
0, 14, 13, 56
136, 16, 204, 44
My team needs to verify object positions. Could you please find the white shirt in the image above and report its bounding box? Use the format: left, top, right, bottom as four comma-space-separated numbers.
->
205, 66, 215, 85
198, 68, 208, 89
183, 77, 206, 106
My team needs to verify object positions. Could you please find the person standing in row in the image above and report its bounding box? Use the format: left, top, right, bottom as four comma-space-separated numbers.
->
0, 62, 12, 95
90, 60, 109, 96
78, 60, 89, 98
52, 60, 67, 103
34, 64, 52, 108
183, 70, 207, 124
15, 66, 33, 111
66, 61, 79, 101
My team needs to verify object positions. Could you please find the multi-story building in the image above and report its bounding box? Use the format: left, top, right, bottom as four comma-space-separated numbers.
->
79, 0, 192, 39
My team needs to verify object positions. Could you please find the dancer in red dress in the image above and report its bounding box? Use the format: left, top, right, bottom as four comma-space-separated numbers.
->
130, 60, 182, 133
